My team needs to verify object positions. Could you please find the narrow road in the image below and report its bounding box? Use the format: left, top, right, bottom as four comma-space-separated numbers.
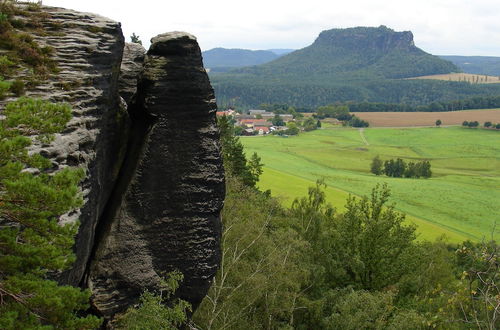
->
359, 128, 369, 146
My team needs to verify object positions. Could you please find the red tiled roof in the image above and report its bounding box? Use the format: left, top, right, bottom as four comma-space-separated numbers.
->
255, 126, 270, 132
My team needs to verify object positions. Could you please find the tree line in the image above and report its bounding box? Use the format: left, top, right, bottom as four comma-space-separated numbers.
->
371, 156, 432, 178
463, 120, 500, 129
212, 71, 500, 110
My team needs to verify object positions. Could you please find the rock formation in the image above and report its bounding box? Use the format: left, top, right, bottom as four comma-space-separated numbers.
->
10, 6, 130, 288
119, 42, 146, 106
0, 4, 224, 322
88, 32, 225, 317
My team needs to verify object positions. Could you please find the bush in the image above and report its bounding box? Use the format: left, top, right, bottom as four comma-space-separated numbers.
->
115, 271, 191, 330
348, 115, 369, 127
467, 121, 479, 128
0, 77, 10, 98
9, 79, 24, 96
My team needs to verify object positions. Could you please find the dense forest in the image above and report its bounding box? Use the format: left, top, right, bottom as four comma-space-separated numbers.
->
213, 77, 500, 110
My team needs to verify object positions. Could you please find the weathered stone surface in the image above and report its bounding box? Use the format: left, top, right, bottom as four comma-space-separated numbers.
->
89, 32, 224, 317
119, 42, 146, 106
0, 6, 129, 287
1, 4, 224, 320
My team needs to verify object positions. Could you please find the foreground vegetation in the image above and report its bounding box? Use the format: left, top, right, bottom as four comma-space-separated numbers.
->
193, 176, 500, 329
191, 121, 500, 328
242, 125, 500, 242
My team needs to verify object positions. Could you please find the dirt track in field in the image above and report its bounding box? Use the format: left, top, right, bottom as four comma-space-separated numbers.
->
353, 109, 500, 127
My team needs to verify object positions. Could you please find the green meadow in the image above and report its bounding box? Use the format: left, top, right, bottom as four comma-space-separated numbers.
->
242, 125, 500, 243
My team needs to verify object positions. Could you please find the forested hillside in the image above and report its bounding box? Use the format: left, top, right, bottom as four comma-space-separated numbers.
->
440, 55, 500, 76
210, 26, 500, 108
232, 26, 457, 79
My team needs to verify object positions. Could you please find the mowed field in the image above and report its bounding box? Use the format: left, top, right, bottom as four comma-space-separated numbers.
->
408, 72, 500, 84
242, 125, 500, 243
353, 109, 500, 127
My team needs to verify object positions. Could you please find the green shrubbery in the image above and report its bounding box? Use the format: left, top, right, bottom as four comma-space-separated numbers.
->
192, 164, 500, 329
463, 120, 500, 129
0, 0, 57, 98
115, 271, 191, 330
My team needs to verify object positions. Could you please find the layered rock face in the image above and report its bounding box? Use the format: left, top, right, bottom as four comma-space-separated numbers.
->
119, 42, 146, 105
6, 6, 130, 287
88, 32, 225, 317
1, 4, 224, 321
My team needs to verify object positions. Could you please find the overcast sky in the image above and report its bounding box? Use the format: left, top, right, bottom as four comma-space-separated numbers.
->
42, 0, 500, 56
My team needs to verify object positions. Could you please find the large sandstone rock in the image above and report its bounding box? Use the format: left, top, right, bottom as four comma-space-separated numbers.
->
88, 32, 225, 318
0, 5, 129, 287
1, 4, 224, 320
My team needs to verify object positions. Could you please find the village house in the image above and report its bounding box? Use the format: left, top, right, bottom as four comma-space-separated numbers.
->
216, 109, 236, 117
254, 126, 270, 135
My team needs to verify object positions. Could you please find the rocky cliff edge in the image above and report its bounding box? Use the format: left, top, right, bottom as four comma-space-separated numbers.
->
0, 4, 224, 322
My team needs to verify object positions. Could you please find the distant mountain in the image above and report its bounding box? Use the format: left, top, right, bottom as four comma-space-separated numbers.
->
439, 56, 500, 76
202, 48, 279, 72
210, 26, 500, 108
233, 26, 458, 80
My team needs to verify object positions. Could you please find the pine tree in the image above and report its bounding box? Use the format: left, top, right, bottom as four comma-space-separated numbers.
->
0, 97, 101, 328
130, 32, 142, 45
218, 115, 262, 187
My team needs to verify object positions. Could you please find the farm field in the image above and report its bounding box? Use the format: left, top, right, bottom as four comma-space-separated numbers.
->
242, 125, 500, 243
408, 72, 500, 84
353, 109, 500, 127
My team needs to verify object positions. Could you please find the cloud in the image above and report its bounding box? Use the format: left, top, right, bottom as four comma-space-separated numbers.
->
41, 0, 500, 55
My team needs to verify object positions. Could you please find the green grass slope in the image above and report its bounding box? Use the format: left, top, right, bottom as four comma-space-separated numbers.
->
242, 126, 500, 243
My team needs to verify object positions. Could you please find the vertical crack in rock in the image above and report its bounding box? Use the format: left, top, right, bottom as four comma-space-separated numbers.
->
88, 32, 225, 319
1, 4, 224, 320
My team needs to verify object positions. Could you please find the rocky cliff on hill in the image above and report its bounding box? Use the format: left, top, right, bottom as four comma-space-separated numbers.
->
0, 4, 224, 323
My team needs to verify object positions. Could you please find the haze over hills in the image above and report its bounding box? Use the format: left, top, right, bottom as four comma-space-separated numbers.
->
203, 48, 500, 77
202, 48, 294, 72
439, 56, 500, 76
